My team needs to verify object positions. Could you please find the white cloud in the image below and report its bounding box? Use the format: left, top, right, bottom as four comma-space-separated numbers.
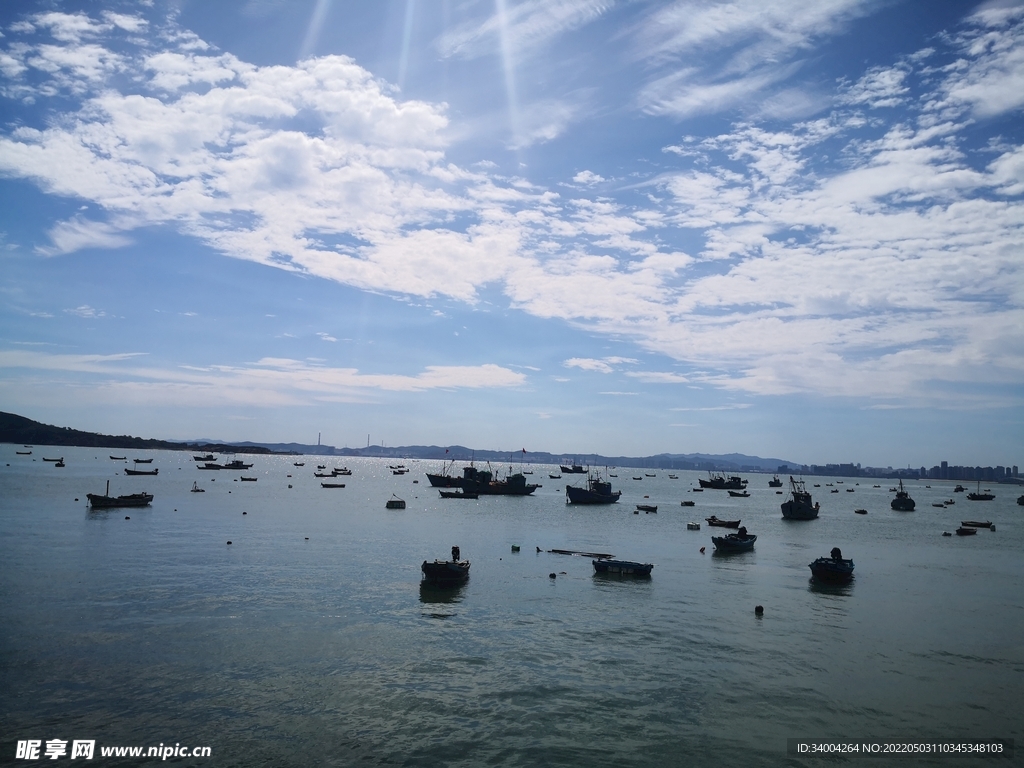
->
37, 217, 133, 255
573, 170, 605, 184
564, 357, 614, 373
64, 305, 106, 318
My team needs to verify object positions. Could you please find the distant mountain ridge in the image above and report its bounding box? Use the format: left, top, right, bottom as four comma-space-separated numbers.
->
0, 411, 795, 471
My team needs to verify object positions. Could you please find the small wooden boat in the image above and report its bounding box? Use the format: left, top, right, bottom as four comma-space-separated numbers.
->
706, 516, 740, 528
846, 488, 855, 492
317, 465, 326, 469
1018, 494, 1024, 506
549, 473, 562, 479
240, 476, 257, 482
831, 489, 839, 493
125, 467, 158, 476
334, 468, 352, 475
680, 500, 695, 507
198, 463, 222, 470
87, 480, 153, 508
293, 462, 305, 467
854, 508, 867, 515
392, 469, 408, 475
190, 482, 205, 493
955, 526, 977, 536
321, 482, 346, 488
109, 455, 125, 460
966, 482, 994, 501
592, 559, 653, 576
632, 476, 643, 480
809, 548, 854, 582
711, 532, 756, 552
668, 474, 678, 479
645, 473, 656, 477
932, 503, 945, 508
953, 485, 966, 492
548, 548, 615, 558
194, 454, 215, 461
960, 520, 992, 529
687, 522, 700, 530
313, 472, 333, 478
636, 504, 658, 512
54, 460, 65, 467
43, 457, 63, 462
691, 487, 703, 492
15, 450, 31, 455
133, 458, 153, 464
386, 494, 406, 509
421, 559, 470, 583
727, 490, 750, 497
439, 490, 478, 499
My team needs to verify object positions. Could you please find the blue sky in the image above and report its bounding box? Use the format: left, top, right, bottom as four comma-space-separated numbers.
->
1, 0, 1022, 467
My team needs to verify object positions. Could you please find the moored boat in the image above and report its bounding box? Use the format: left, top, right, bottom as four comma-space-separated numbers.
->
680, 500, 695, 507
560, 462, 587, 474
125, 467, 158, 476
854, 508, 867, 514
87, 481, 153, 509
565, 471, 621, 504
321, 482, 346, 488
549, 473, 562, 479
422, 548, 470, 583
890, 479, 916, 511
133, 458, 153, 464
386, 494, 406, 509
711, 529, 756, 552
778, 479, 819, 520
768, 474, 783, 487
960, 520, 992, 529
240, 476, 257, 482
706, 516, 741, 528
198, 463, 222, 470
592, 559, 653, 576
109, 455, 125, 460
194, 454, 215, 461
809, 547, 854, 582
439, 489, 478, 499
955, 526, 977, 536
42, 457, 63, 462
953, 485, 966, 492
728, 490, 750, 497
190, 482, 205, 493
698, 472, 747, 490
15, 450, 31, 455
636, 504, 658, 512
966, 481, 994, 501
222, 460, 253, 470
1018, 494, 1024, 506
687, 521, 700, 530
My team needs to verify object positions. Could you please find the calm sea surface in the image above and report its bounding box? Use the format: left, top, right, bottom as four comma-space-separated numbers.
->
1, 447, 1022, 766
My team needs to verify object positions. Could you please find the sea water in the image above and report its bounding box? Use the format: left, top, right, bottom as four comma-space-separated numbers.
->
1, 448, 1022, 766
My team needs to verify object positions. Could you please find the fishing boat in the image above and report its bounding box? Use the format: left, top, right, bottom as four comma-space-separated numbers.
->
645, 473, 656, 478
698, 472, 747, 490
426, 459, 461, 487
966, 482, 994, 501
54, 460, 65, 467
955, 526, 977, 536
87, 480, 153, 508
293, 462, 305, 467
687, 522, 700, 530
42, 457, 63, 462
133, 458, 153, 464
439, 489, 478, 499
222, 460, 253, 470
421, 558, 470, 584
565, 471, 621, 504
636, 504, 658, 513
781, 476, 820, 519
953, 485, 966, 493
680, 500, 695, 507
313, 472, 333, 478
549, 473, 562, 479
240, 476, 257, 482
592, 559, 653, 576
194, 454, 215, 461
728, 490, 750, 498
190, 482, 205, 493
385, 494, 406, 509
705, 516, 741, 528
711, 530, 756, 552
890, 479, 916, 511
854, 509, 867, 515
198, 463, 223, 470
960, 520, 992, 529
560, 462, 587, 474
809, 548, 854, 582
768, 474, 783, 487
109, 455, 125, 460
125, 467, 158, 476
334, 468, 352, 475
632, 476, 642, 480
464, 464, 540, 496
15, 450, 31, 455
932, 503, 945, 508
668, 474, 678, 479
1018, 494, 1024, 506
321, 482, 346, 488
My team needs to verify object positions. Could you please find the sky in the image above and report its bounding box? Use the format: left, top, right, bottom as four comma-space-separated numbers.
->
0, 0, 1022, 468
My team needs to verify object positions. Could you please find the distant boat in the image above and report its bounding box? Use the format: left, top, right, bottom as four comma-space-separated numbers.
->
313, 472, 334, 478
686, 521, 700, 529
960, 520, 992, 529
421, 558, 470, 584
560, 462, 587, 474
809, 548, 854, 582
698, 472, 747, 490
222, 460, 253, 470
386, 494, 406, 509
549, 473, 562, 479
321, 482, 346, 488
966, 482, 994, 501
680, 500, 695, 507
846, 488, 855, 492
334, 468, 352, 475
240, 476, 257, 482
54, 460, 65, 467
190, 482, 205, 493
15, 450, 31, 455
133, 458, 153, 464
293, 462, 305, 467
87, 480, 153, 508
645, 473, 656, 478
705, 516, 741, 528
439, 489, 478, 499
727, 490, 750, 498
1018, 494, 1024, 506
592, 559, 653, 576
632, 476, 642, 480
636, 504, 658, 513
955, 526, 977, 536
125, 467, 158, 476
711, 531, 756, 552
565, 471, 621, 504
953, 485, 966, 493
194, 454, 215, 461
768, 474, 783, 487
890, 479, 916, 511
668, 474, 678, 479
198, 463, 222, 470
426, 459, 461, 488
109, 455, 125, 460
781, 477, 820, 520
854, 509, 867, 515
42, 457, 63, 462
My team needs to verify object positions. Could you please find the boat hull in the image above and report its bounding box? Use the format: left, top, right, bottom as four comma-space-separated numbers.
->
705, 517, 740, 528
781, 500, 819, 519
124, 468, 158, 476
565, 485, 621, 504
592, 559, 653, 576
87, 492, 153, 508
698, 474, 747, 490
421, 560, 470, 583
809, 557, 854, 582
439, 490, 478, 499
711, 534, 756, 552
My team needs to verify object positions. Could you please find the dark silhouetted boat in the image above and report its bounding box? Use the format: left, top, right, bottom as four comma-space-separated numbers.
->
809, 548, 854, 582
967, 482, 994, 501
439, 489, 478, 499
240, 476, 257, 482
87, 481, 153, 509
133, 458, 153, 464
712, 530, 756, 552
781, 476, 820, 520
728, 490, 750, 497
222, 460, 253, 470
890, 479, 915, 511
768, 474, 783, 487
960, 520, 992, 528
109, 455, 125, 460
194, 454, 215, 461
43, 457, 62, 462
421, 558, 470, 583
955, 526, 977, 536
321, 482, 346, 488
592, 559, 653, 576
698, 472, 747, 490
386, 495, 406, 509
560, 461, 587, 474
705, 516, 740, 528
565, 471, 621, 504
198, 463, 222, 470
636, 504, 657, 512
426, 459, 462, 487
190, 482, 204, 493
16, 450, 31, 455
125, 467, 158, 476
681, 500, 695, 507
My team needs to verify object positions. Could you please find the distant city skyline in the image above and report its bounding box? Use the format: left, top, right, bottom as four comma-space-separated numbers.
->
1, 1, 1022, 467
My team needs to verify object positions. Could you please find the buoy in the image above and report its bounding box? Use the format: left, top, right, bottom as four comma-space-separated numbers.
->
243, 511, 247, 515
125, 516, 130, 520
755, 605, 764, 615
227, 541, 232, 545
75, 498, 79, 501
700, 546, 705, 553
549, 573, 556, 579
